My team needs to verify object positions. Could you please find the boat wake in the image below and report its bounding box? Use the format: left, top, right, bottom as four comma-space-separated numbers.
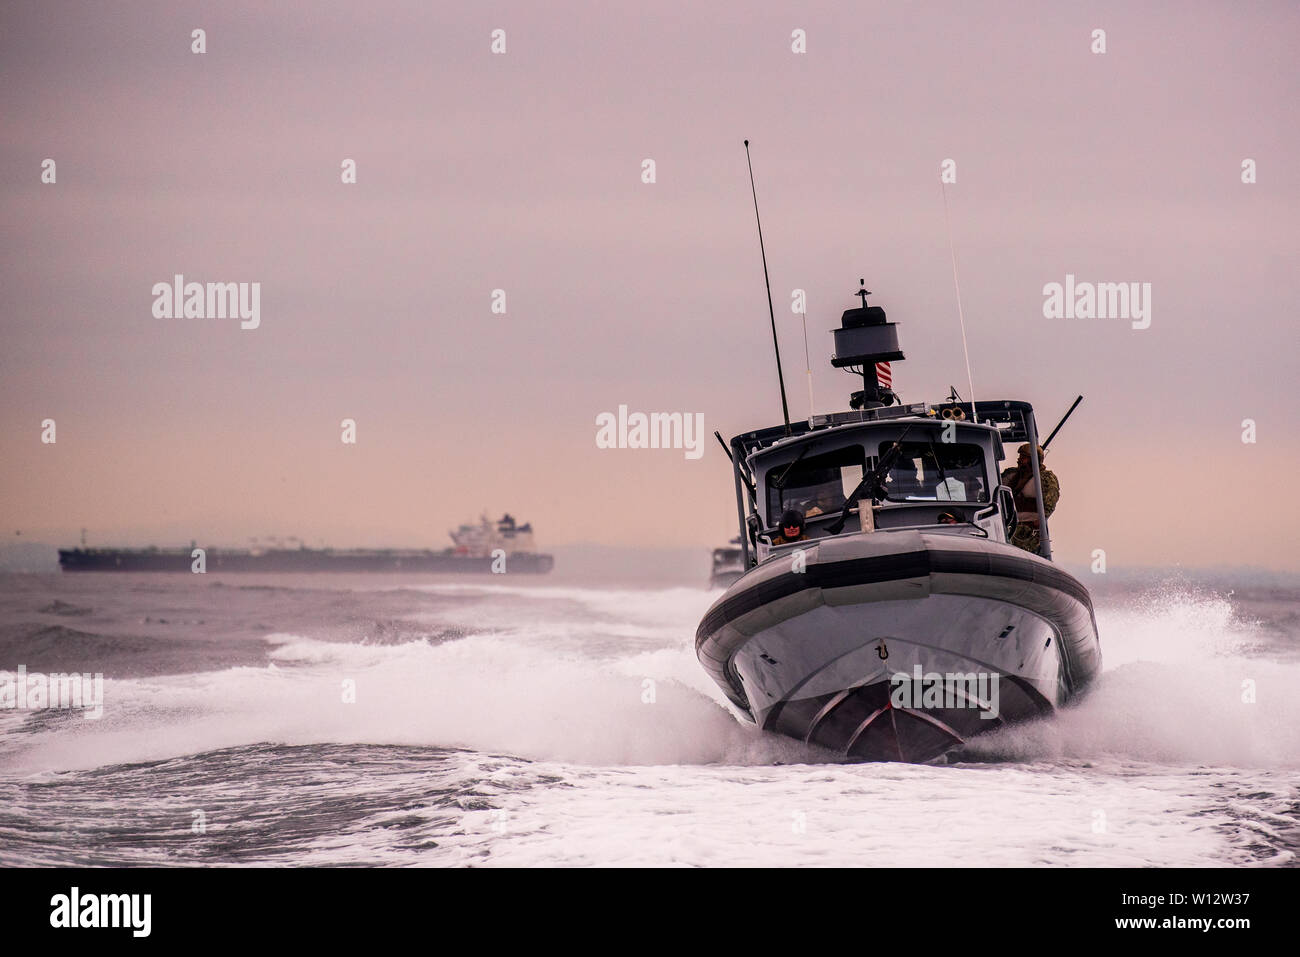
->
2, 582, 1295, 778
960, 586, 1300, 768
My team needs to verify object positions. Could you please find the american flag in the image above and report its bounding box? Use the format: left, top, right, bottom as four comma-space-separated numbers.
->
875, 361, 892, 389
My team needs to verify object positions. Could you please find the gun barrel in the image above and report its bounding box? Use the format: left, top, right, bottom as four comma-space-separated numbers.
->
1043, 395, 1083, 449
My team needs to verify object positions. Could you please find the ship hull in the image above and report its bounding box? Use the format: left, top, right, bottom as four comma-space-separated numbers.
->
696, 530, 1101, 763
58, 549, 555, 574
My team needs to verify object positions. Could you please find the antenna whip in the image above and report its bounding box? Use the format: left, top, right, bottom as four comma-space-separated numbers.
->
942, 182, 977, 423
744, 140, 791, 434
800, 306, 815, 417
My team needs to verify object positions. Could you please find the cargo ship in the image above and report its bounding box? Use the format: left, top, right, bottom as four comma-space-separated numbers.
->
58, 514, 554, 574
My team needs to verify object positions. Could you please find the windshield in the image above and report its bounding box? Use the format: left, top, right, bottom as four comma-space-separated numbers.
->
878, 440, 989, 503
766, 445, 866, 522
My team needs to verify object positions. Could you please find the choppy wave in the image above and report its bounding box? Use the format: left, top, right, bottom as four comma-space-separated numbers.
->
1, 575, 1296, 865
963, 585, 1300, 769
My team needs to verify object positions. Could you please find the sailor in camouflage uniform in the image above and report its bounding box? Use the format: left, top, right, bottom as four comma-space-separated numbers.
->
999, 444, 1059, 555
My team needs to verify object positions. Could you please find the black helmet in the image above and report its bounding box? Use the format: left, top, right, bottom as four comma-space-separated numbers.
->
780, 509, 805, 532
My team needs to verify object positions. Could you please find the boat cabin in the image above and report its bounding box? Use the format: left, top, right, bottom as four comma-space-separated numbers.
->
726, 396, 1055, 568
750, 416, 1009, 551
722, 282, 1060, 570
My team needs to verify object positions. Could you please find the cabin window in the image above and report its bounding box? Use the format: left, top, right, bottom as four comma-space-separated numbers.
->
766, 445, 867, 522
878, 441, 989, 503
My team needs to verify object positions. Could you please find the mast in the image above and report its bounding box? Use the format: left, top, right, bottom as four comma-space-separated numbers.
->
743, 140, 792, 434
830, 280, 905, 410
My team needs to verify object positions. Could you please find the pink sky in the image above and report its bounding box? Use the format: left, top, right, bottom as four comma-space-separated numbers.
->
2, 1, 1298, 570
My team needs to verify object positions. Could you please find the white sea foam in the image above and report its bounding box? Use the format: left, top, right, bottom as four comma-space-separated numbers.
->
1, 580, 1295, 866
438, 759, 1240, 867
963, 586, 1300, 768
6, 583, 1297, 777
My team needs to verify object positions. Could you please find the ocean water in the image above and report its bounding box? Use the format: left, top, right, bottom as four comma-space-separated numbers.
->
0, 566, 1297, 867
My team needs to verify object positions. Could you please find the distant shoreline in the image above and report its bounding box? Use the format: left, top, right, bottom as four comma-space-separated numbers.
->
3, 541, 1298, 589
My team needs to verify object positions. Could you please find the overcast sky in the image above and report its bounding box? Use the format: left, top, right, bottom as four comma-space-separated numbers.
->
2, 1, 1297, 570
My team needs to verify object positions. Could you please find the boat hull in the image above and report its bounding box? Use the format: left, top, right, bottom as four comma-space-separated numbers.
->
696, 530, 1101, 762
58, 549, 555, 574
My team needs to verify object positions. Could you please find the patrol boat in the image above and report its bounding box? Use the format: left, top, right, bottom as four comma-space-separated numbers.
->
708, 539, 745, 589
696, 283, 1102, 763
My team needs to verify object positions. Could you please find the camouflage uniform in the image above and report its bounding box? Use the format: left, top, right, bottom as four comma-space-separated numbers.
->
1001, 466, 1059, 555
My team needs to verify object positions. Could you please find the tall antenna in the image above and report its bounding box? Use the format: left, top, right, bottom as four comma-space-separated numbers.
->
744, 140, 791, 434
941, 182, 977, 423
799, 306, 815, 417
